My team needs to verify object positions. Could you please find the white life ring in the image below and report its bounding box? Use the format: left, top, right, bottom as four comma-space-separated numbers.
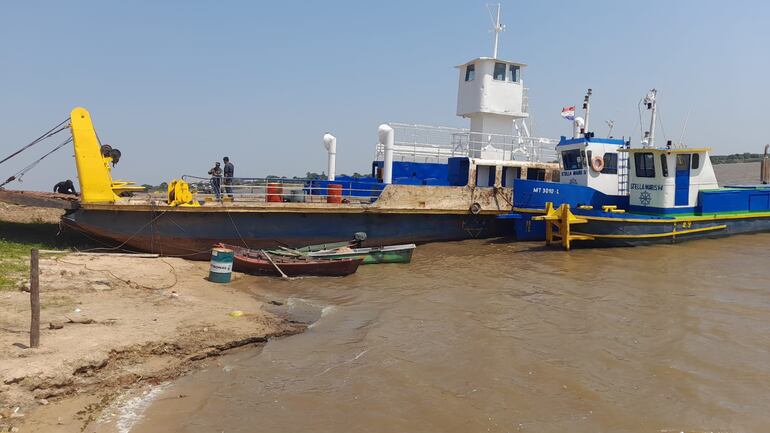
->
590, 156, 604, 172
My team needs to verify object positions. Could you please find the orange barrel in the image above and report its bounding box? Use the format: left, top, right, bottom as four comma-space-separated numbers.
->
327, 184, 343, 204
266, 182, 283, 202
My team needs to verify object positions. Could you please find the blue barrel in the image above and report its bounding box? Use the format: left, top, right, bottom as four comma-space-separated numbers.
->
209, 247, 234, 283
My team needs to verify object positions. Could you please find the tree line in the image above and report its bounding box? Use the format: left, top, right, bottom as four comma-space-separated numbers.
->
710, 153, 765, 164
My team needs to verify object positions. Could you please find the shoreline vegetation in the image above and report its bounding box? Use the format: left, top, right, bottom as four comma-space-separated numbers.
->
711, 152, 766, 164
0, 202, 307, 433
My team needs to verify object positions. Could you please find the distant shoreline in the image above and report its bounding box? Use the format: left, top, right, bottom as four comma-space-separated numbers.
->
711, 153, 766, 165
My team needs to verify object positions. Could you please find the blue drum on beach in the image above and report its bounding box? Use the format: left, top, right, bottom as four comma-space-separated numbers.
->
209, 247, 234, 283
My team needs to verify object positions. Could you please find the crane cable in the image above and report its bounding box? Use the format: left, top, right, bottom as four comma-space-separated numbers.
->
0, 136, 73, 187
0, 118, 70, 166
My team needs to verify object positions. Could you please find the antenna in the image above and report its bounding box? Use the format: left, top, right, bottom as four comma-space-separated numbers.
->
678, 107, 691, 146
643, 89, 658, 148
487, 3, 505, 58
605, 120, 615, 137
582, 88, 593, 136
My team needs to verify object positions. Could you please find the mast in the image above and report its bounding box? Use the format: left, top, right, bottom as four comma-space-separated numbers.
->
488, 3, 505, 58
582, 88, 592, 136
644, 89, 658, 148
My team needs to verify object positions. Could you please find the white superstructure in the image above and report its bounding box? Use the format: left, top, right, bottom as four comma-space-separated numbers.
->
376, 4, 556, 165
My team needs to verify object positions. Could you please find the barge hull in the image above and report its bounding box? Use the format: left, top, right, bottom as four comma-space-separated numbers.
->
62, 208, 512, 259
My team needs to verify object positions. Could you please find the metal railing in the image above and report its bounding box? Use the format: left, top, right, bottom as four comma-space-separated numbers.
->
377, 122, 558, 164
180, 176, 385, 205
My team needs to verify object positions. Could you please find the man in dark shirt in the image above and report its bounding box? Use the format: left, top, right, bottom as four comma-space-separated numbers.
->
223, 156, 235, 198
208, 162, 223, 200
53, 179, 77, 195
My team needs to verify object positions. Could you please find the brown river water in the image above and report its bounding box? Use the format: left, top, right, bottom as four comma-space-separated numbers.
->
122, 163, 770, 433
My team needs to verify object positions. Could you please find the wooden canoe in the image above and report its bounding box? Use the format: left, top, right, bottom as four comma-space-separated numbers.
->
219, 244, 363, 277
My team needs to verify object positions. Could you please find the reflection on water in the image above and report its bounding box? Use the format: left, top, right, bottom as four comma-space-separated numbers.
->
126, 163, 770, 433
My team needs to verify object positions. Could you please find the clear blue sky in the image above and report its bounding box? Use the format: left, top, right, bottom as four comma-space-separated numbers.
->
1, 0, 768, 191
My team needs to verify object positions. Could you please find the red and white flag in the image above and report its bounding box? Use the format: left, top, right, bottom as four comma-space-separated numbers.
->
561, 106, 575, 120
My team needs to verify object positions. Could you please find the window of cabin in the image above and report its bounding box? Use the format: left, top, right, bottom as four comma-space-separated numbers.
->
660, 154, 668, 177
634, 152, 655, 178
526, 168, 546, 181
508, 65, 520, 82
464, 64, 475, 82
602, 153, 618, 174
561, 149, 583, 170
493, 62, 506, 81
692, 153, 700, 169
586, 150, 592, 163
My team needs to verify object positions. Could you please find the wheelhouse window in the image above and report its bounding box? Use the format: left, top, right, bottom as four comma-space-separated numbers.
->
508, 65, 520, 82
692, 153, 700, 169
660, 154, 668, 177
493, 62, 506, 81
601, 153, 618, 174
464, 64, 475, 82
561, 149, 583, 170
634, 152, 655, 178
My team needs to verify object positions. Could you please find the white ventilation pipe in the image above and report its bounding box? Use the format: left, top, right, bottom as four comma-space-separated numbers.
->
323, 132, 336, 181
573, 117, 585, 139
378, 124, 394, 184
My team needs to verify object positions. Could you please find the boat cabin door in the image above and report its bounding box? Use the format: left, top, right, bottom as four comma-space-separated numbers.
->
675, 154, 691, 206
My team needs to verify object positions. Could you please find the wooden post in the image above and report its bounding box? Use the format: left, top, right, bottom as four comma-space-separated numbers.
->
30, 248, 40, 348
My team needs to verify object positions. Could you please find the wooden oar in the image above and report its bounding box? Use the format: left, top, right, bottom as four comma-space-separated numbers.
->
259, 250, 291, 280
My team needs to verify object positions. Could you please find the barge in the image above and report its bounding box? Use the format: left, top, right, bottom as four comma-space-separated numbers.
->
1, 6, 562, 258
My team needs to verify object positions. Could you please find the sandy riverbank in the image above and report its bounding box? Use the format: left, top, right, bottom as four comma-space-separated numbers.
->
0, 203, 306, 432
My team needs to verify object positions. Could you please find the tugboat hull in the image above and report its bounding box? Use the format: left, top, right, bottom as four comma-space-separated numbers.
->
571, 213, 770, 247
513, 208, 770, 247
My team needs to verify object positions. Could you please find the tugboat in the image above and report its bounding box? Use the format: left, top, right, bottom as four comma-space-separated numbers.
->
507, 89, 770, 248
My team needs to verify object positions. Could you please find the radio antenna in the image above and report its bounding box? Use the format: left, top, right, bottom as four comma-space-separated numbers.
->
487, 3, 505, 58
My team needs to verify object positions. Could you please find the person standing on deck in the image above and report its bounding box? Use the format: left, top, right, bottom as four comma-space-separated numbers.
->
208, 162, 223, 200
223, 156, 235, 198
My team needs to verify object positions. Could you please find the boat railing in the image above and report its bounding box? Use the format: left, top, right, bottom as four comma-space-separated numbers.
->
179, 175, 386, 205
378, 122, 558, 164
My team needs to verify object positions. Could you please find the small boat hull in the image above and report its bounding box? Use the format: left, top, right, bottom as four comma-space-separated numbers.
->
307, 244, 416, 264
223, 244, 363, 277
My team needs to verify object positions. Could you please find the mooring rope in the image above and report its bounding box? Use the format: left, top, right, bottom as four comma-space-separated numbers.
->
1, 136, 73, 187
0, 118, 70, 166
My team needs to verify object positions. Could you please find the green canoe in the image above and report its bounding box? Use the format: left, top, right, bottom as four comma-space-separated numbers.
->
307, 244, 416, 264
270, 242, 416, 264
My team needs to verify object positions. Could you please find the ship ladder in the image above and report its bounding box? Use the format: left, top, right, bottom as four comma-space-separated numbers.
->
532, 202, 593, 250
